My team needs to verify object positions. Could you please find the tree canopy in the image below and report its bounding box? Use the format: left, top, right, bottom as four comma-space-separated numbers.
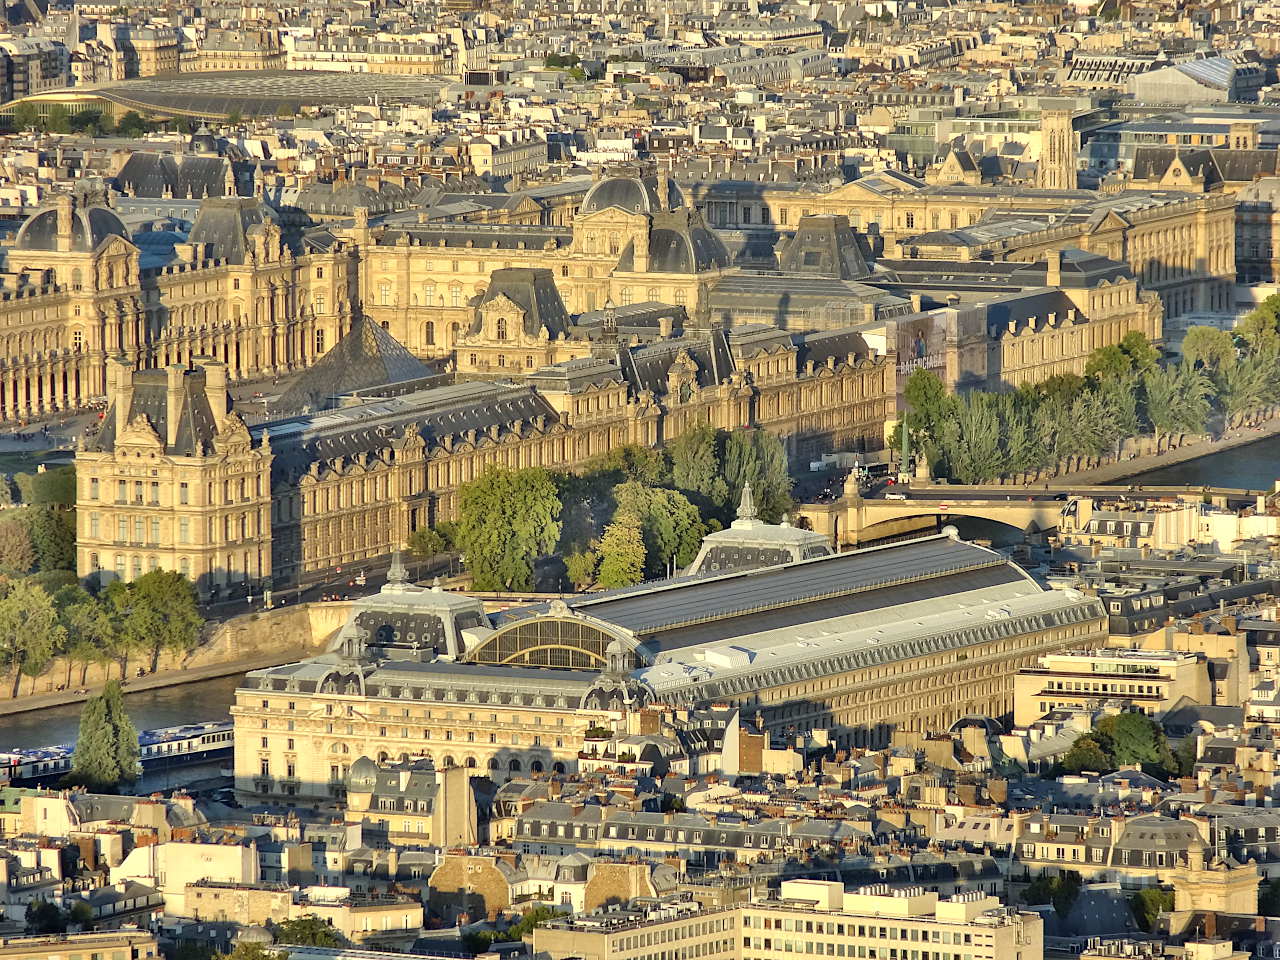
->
68, 680, 138, 790
273, 916, 344, 947
457, 467, 562, 591
596, 513, 645, 589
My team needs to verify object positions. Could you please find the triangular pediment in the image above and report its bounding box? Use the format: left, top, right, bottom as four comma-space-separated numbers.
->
117, 414, 163, 449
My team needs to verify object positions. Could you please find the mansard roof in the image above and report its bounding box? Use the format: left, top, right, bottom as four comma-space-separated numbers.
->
257, 380, 559, 485
115, 153, 248, 200
471, 267, 571, 338
87, 366, 226, 457
187, 196, 277, 264
14, 200, 128, 254
617, 330, 735, 397
776, 214, 871, 280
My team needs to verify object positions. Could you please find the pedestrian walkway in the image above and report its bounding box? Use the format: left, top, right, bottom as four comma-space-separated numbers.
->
0, 651, 307, 719
1063, 416, 1280, 486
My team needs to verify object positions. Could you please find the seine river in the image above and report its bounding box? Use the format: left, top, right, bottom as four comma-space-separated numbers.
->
1111, 433, 1280, 489
0, 674, 242, 751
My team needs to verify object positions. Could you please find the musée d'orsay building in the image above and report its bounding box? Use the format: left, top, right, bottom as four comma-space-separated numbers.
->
53, 166, 1170, 594
231, 515, 1105, 802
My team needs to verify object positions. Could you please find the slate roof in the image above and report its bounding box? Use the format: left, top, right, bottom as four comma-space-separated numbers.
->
776, 214, 871, 280
255, 380, 559, 486
187, 196, 276, 264
116, 153, 247, 200
86, 367, 224, 456
14, 202, 128, 253
471, 267, 571, 338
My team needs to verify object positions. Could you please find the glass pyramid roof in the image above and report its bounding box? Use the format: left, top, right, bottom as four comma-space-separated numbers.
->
274, 317, 429, 414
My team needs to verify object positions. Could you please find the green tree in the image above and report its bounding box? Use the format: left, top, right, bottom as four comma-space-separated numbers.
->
938, 392, 1002, 483
1129, 888, 1173, 932
0, 578, 64, 695
1021, 872, 1081, 918
1144, 361, 1212, 441
0, 517, 35, 573
1095, 711, 1172, 772
9, 102, 41, 131
669, 423, 729, 512
457, 467, 561, 591
580, 444, 669, 487
214, 944, 278, 960
273, 916, 343, 947
1221, 345, 1278, 427
102, 580, 146, 679
1237, 295, 1280, 351
1084, 344, 1130, 381
1061, 735, 1110, 774
564, 548, 598, 589
116, 111, 151, 137
45, 104, 71, 134
28, 507, 76, 571
596, 513, 645, 589
225, 109, 243, 126
25, 899, 66, 933
464, 905, 559, 952
1180, 326, 1236, 375
1118, 330, 1159, 373
67, 900, 93, 927
1172, 736, 1198, 777
902, 368, 951, 449
69, 679, 137, 789
120, 570, 203, 672
722, 428, 791, 522
14, 466, 76, 506
407, 527, 446, 561
613, 481, 707, 577
56, 584, 116, 688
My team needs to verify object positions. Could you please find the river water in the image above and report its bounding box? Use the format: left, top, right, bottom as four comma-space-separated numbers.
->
0, 674, 243, 751
1112, 434, 1280, 489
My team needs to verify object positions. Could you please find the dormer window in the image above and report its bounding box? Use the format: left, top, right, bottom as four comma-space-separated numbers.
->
496, 317, 508, 340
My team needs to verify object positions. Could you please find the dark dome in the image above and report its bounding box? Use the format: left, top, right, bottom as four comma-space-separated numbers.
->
581, 173, 683, 215
14, 202, 128, 253
648, 224, 730, 273
190, 124, 220, 155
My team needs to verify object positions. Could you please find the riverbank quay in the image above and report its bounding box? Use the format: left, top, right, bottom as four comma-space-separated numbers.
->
0, 600, 352, 718
1055, 415, 1280, 486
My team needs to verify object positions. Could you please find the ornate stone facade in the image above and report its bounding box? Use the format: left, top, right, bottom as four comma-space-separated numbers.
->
0, 192, 356, 422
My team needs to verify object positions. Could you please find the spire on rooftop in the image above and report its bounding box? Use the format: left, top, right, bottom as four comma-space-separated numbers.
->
387, 550, 408, 586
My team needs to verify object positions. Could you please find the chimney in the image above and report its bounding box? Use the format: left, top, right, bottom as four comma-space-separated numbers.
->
201, 358, 228, 433
55, 193, 74, 253
165, 364, 184, 449
109, 357, 134, 443
1046, 249, 1062, 287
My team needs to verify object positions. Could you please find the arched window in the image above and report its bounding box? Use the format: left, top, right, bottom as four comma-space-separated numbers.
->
488, 758, 499, 770
509, 759, 521, 772
425, 321, 435, 345
531, 760, 544, 773
465, 757, 477, 768
443, 755, 455, 767
553, 762, 566, 774
179, 557, 190, 577
496, 317, 508, 340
